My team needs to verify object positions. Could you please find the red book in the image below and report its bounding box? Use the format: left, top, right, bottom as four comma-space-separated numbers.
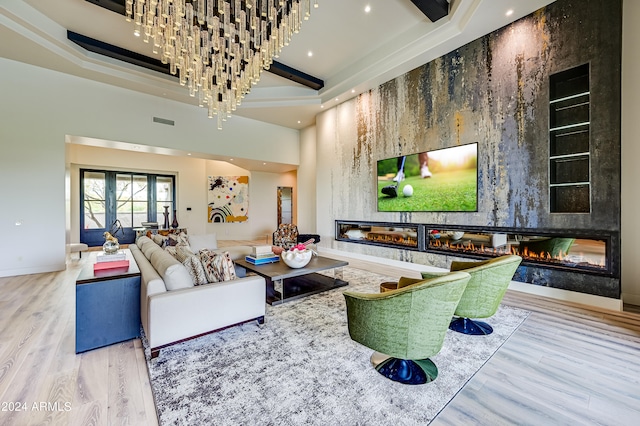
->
93, 260, 129, 272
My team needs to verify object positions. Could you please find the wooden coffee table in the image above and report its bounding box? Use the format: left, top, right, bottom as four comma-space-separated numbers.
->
235, 255, 349, 305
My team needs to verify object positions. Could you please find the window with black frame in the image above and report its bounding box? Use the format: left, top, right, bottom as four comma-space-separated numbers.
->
80, 169, 175, 246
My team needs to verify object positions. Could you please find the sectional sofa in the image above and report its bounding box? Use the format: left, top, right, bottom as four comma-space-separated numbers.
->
130, 234, 266, 358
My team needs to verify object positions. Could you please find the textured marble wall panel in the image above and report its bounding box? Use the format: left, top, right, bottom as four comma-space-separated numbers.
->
320, 0, 621, 297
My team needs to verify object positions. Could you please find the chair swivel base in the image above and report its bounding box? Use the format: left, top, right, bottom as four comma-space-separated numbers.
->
449, 317, 493, 335
370, 352, 438, 385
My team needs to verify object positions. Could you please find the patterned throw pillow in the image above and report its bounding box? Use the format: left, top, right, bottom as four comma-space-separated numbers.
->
199, 249, 237, 283
164, 246, 178, 259
183, 254, 208, 286
165, 231, 190, 247
174, 245, 195, 263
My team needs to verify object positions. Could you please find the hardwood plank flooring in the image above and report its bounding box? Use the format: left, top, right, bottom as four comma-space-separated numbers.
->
431, 291, 640, 425
0, 241, 637, 425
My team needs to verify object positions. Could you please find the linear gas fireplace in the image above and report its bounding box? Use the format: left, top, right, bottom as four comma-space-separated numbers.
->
426, 230, 610, 275
337, 222, 424, 251
335, 221, 617, 278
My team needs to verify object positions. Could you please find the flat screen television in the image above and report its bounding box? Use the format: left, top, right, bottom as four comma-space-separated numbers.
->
377, 143, 478, 212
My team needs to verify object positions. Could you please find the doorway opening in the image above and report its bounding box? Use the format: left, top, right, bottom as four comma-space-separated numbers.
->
277, 186, 293, 226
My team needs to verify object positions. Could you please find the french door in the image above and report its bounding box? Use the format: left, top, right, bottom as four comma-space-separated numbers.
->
80, 169, 175, 246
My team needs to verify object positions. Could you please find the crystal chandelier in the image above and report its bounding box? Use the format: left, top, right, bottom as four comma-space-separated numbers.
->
126, 0, 318, 129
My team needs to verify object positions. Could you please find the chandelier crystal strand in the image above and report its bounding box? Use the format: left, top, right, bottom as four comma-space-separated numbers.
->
127, 0, 315, 128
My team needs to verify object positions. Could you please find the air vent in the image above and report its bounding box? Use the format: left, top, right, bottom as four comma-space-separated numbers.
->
153, 117, 175, 126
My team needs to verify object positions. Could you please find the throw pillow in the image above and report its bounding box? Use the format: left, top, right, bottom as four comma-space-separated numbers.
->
199, 249, 236, 283
152, 234, 167, 247
164, 246, 178, 259
178, 231, 190, 245
163, 263, 195, 291
182, 254, 208, 286
174, 245, 196, 263
165, 231, 190, 247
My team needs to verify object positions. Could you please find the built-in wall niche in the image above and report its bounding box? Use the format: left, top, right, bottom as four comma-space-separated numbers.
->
549, 63, 591, 213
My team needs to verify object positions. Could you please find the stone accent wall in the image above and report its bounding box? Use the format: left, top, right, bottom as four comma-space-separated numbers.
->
316, 0, 622, 298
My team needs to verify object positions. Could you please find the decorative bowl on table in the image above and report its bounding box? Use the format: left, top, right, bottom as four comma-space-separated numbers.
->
281, 245, 313, 268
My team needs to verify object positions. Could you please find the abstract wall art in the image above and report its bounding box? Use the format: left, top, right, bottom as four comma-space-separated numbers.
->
207, 176, 249, 223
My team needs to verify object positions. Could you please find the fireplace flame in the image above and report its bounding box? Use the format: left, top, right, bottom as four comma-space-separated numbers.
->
431, 238, 605, 271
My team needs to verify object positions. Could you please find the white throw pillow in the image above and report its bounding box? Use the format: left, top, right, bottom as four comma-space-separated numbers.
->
163, 263, 194, 291
188, 233, 218, 252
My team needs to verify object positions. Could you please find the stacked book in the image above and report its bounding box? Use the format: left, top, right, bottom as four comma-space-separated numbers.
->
245, 245, 280, 265
94, 251, 129, 272
96, 251, 126, 263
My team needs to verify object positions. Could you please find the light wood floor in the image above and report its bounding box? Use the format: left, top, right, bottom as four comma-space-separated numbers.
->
0, 241, 638, 425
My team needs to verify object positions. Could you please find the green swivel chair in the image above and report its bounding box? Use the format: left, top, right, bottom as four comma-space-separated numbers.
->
422, 255, 522, 335
343, 271, 471, 385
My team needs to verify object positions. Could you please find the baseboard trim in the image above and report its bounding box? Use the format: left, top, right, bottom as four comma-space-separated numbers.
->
318, 246, 623, 311
319, 246, 446, 273
508, 281, 623, 312
0, 262, 66, 278
622, 292, 640, 307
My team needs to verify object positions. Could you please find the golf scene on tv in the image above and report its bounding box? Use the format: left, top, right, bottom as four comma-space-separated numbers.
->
377, 143, 478, 212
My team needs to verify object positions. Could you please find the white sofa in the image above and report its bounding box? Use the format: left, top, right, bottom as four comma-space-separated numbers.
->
130, 235, 265, 358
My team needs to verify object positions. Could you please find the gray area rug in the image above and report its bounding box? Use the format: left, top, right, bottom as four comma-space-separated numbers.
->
145, 267, 529, 425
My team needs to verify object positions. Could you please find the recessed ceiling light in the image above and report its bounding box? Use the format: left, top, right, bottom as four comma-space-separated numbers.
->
263, 162, 267, 165
365, 5, 371, 13
307, 51, 313, 57
335, 98, 339, 101
351, 89, 355, 93
187, 153, 191, 156
506, 9, 514, 17
230, 158, 234, 161
321, 105, 324, 108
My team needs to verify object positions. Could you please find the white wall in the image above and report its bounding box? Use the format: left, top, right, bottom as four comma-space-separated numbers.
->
202, 167, 296, 241
621, 0, 640, 305
68, 144, 295, 245
0, 58, 299, 277
297, 125, 317, 236
314, 108, 339, 242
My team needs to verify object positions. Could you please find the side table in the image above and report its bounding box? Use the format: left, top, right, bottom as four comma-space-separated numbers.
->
75, 249, 141, 353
